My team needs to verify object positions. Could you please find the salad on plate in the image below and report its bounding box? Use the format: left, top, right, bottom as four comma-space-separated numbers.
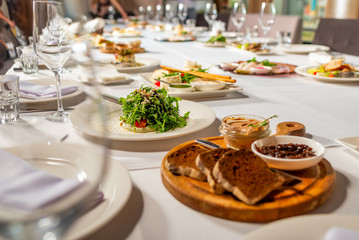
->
307, 59, 358, 78
119, 86, 190, 133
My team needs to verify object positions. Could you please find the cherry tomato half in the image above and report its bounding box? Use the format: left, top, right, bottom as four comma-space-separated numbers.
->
155, 81, 161, 87
135, 119, 148, 128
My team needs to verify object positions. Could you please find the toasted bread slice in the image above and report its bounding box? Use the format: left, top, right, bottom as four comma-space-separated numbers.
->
196, 148, 233, 194
165, 144, 207, 181
213, 149, 285, 205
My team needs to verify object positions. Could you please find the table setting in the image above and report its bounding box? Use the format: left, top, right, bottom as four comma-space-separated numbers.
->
1, 1, 359, 240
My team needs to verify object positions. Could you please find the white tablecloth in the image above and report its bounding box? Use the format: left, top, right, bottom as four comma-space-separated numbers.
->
4, 27, 359, 240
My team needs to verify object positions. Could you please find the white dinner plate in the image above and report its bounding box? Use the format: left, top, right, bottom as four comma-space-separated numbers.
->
2, 143, 132, 240
19, 79, 85, 110
200, 41, 227, 48
274, 44, 330, 54
99, 58, 161, 73
243, 214, 359, 240
295, 65, 359, 82
139, 72, 242, 100
336, 137, 359, 155
69, 100, 216, 141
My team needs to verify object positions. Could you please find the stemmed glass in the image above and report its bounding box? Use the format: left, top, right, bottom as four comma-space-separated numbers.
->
138, 5, 145, 21
165, 3, 175, 23
0, 1, 109, 239
231, 1, 246, 37
177, 3, 188, 25
204, 2, 218, 31
33, 0, 71, 122
155, 4, 163, 22
258, 2, 276, 49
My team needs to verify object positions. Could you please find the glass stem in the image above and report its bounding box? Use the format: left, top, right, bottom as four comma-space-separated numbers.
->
54, 71, 64, 113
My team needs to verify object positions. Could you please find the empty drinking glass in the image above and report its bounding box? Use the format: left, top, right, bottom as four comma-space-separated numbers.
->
16, 46, 38, 74
231, 1, 246, 37
204, 2, 218, 31
258, 2, 275, 49
155, 4, 163, 22
0, 75, 19, 123
165, 3, 175, 23
178, 3, 188, 25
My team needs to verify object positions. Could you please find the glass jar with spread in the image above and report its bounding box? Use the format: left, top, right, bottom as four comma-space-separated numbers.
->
219, 114, 271, 149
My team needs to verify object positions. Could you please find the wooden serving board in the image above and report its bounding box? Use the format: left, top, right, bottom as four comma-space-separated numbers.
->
161, 136, 336, 223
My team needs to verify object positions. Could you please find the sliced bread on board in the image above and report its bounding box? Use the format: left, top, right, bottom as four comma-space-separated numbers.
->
213, 149, 285, 205
196, 148, 234, 194
165, 144, 207, 181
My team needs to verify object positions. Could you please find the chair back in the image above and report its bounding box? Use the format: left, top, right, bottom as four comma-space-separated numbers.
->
227, 13, 302, 44
312, 18, 359, 56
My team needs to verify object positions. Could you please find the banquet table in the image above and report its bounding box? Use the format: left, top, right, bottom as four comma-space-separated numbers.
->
4, 26, 359, 240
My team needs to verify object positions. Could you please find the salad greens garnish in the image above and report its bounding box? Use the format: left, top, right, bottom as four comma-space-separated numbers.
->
247, 57, 277, 66
159, 67, 210, 83
119, 86, 190, 132
206, 34, 226, 43
248, 115, 278, 128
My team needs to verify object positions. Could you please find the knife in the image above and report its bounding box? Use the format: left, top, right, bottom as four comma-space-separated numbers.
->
102, 93, 121, 104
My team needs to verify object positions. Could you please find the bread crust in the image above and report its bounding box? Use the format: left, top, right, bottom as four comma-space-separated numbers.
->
213, 149, 285, 205
165, 144, 207, 181
196, 148, 233, 194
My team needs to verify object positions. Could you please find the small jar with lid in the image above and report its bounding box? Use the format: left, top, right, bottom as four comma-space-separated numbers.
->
219, 114, 271, 150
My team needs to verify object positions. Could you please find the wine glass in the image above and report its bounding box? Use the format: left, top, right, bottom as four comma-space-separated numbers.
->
146, 5, 154, 21
178, 3, 188, 25
0, 1, 109, 239
204, 2, 218, 31
155, 4, 163, 22
258, 2, 276, 49
138, 5, 145, 20
33, 0, 71, 122
231, 1, 246, 37
165, 3, 175, 23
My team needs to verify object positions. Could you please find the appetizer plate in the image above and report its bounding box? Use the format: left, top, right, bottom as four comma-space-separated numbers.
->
69, 100, 216, 141
200, 41, 227, 48
274, 44, 330, 54
139, 72, 242, 100
295, 65, 359, 82
243, 214, 359, 240
336, 137, 359, 155
3, 143, 132, 240
99, 58, 161, 73
155, 36, 196, 42
19, 79, 85, 111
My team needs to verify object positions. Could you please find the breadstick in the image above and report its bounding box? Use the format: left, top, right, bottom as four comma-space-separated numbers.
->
160, 65, 236, 83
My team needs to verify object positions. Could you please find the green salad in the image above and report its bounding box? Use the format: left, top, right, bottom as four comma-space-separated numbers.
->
206, 34, 226, 43
119, 86, 190, 133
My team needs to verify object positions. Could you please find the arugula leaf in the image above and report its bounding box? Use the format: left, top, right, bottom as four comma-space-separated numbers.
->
261, 59, 277, 66
249, 115, 278, 128
206, 34, 226, 43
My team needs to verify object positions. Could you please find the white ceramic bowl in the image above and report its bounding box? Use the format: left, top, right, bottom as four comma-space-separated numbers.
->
168, 83, 194, 93
251, 136, 325, 171
191, 79, 226, 91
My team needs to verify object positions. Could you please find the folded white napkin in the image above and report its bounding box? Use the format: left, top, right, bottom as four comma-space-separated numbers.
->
0, 150, 84, 211
77, 66, 130, 84
20, 81, 78, 99
84, 18, 106, 33
308, 51, 335, 65
325, 227, 359, 240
